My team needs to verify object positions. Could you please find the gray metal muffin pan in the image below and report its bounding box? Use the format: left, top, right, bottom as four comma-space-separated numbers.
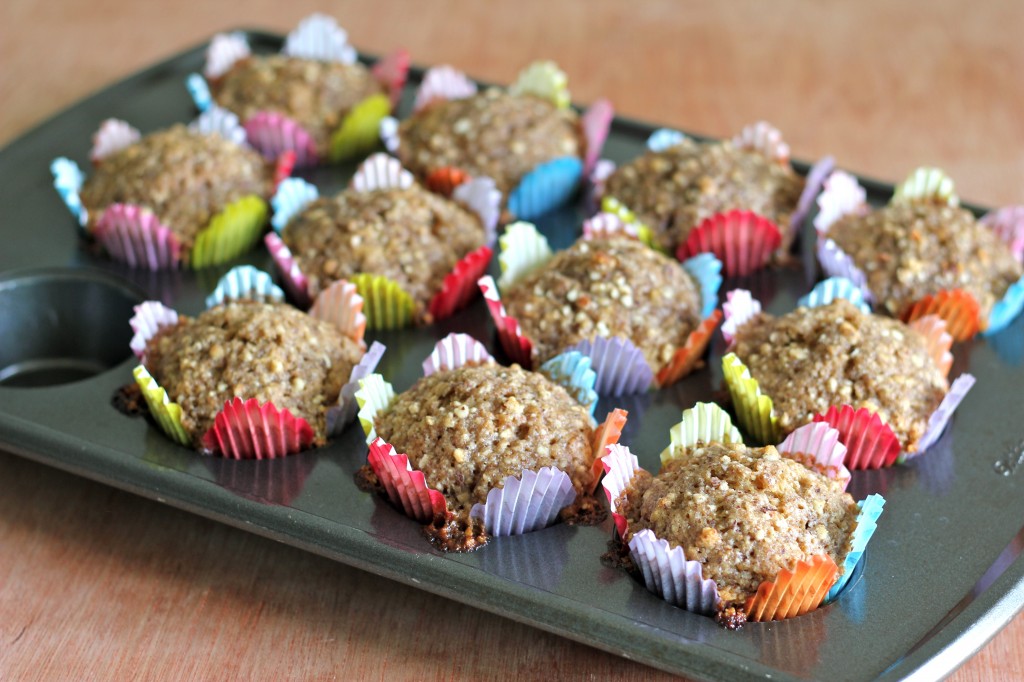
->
2, 31, 1023, 682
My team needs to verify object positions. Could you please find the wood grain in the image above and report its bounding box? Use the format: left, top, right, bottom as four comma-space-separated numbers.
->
1, 1, 1023, 679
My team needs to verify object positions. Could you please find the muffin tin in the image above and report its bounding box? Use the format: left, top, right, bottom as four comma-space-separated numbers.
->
2, 31, 1024, 681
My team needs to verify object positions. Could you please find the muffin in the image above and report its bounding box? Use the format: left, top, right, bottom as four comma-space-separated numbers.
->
617, 442, 859, 614
816, 169, 1024, 339
502, 236, 703, 368
356, 334, 625, 550
195, 14, 407, 165
383, 61, 611, 220
480, 215, 721, 394
267, 154, 496, 326
142, 301, 363, 449
603, 129, 805, 255
600, 402, 884, 626
80, 125, 273, 254
730, 298, 946, 451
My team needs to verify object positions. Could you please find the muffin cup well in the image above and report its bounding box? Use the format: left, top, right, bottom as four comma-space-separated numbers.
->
815, 166, 1024, 338
354, 333, 627, 544
720, 280, 975, 468
599, 402, 883, 624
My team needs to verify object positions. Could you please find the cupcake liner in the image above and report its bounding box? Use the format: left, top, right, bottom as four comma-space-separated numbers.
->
427, 245, 494, 321
812, 406, 901, 470
813, 170, 868, 235
721, 288, 761, 347
50, 157, 88, 227
308, 279, 367, 344
329, 341, 386, 435
777, 422, 851, 489
328, 93, 392, 162
349, 273, 415, 330
244, 112, 319, 167
203, 31, 250, 79
379, 116, 400, 154
581, 211, 637, 241
980, 205, 1024, 263
986, 275, 1024, 336
186, 73, 213, 112
200, 397, 316, 460
451, 177, 502, 246
787, 156, 835, 245
826, 494, 886, 602
469, 466, 577, 537
129, 301, 179, 358
600, 443, 641, 535
423, 333, 494, 376
478, 275, 533, 367
283, 13, 356, 64
732, 121, 790, 165
676, 209, 782, 278
587, 159, 616, 206
93, 204, 184, 270
90, 119, 140, 162
797, 276, 871, 313
587, 408, 629, 493
646, 128, 686, 153
539, 351, 598, 416
498, 221, 553, 289
205, 265, 285, 307
507, 156, 583, 221
662, 402, 743, 465
188, 105, 246, 146
581, 98, 613, 175
565, 336, 653, 396
189, 195, 267, 269
132, 365, 190, 447
370, 48, 411, 109
273, 151, 296, 189
630, 529, 722, 614
721, 352, 779, 444
816, 237, 873, 303
350, 152, 414, 192
600, 196, 661, 252
271, 177, 319, 232
413, 65, 478, 112
354, 373, 396, 443
425, 166, 470, 197
913, 373, 976, 456
681, 252, 724, 320
744, 554, 837, 622
892, 166, 958, 206
509, 61, 570, 109
655, 310, 723, 388
367, 438, 448, 523
264, 232, 311, 306
907, 314, 954, 379
899, 289, 983, 342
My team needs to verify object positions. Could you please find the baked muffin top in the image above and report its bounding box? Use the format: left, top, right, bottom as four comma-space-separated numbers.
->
374, 363, 593, 511
502, 237, 702, 368
279, 183, 486, 321
144, 301, 363, 448
80, 125, 271, 248
213, 55, 383, 156
827, 202, 1023, 318
603, 138, 804, 253
616, 441, 858, 605
397, 88, 582, 196
731, 298, 946, 451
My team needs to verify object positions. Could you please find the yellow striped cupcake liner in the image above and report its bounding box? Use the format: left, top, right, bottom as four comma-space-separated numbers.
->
600, 196, 661, 252
349, 273, 416, 330
354, 373, 396, 443
660, 402, 743, 464
721, 352, 780, 444
132, 365, 190, 447
189, 194, 268, 269
328, 93, 392, 162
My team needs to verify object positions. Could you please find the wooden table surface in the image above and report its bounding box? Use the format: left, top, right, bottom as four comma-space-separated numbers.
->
2, 1, 1022, 679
